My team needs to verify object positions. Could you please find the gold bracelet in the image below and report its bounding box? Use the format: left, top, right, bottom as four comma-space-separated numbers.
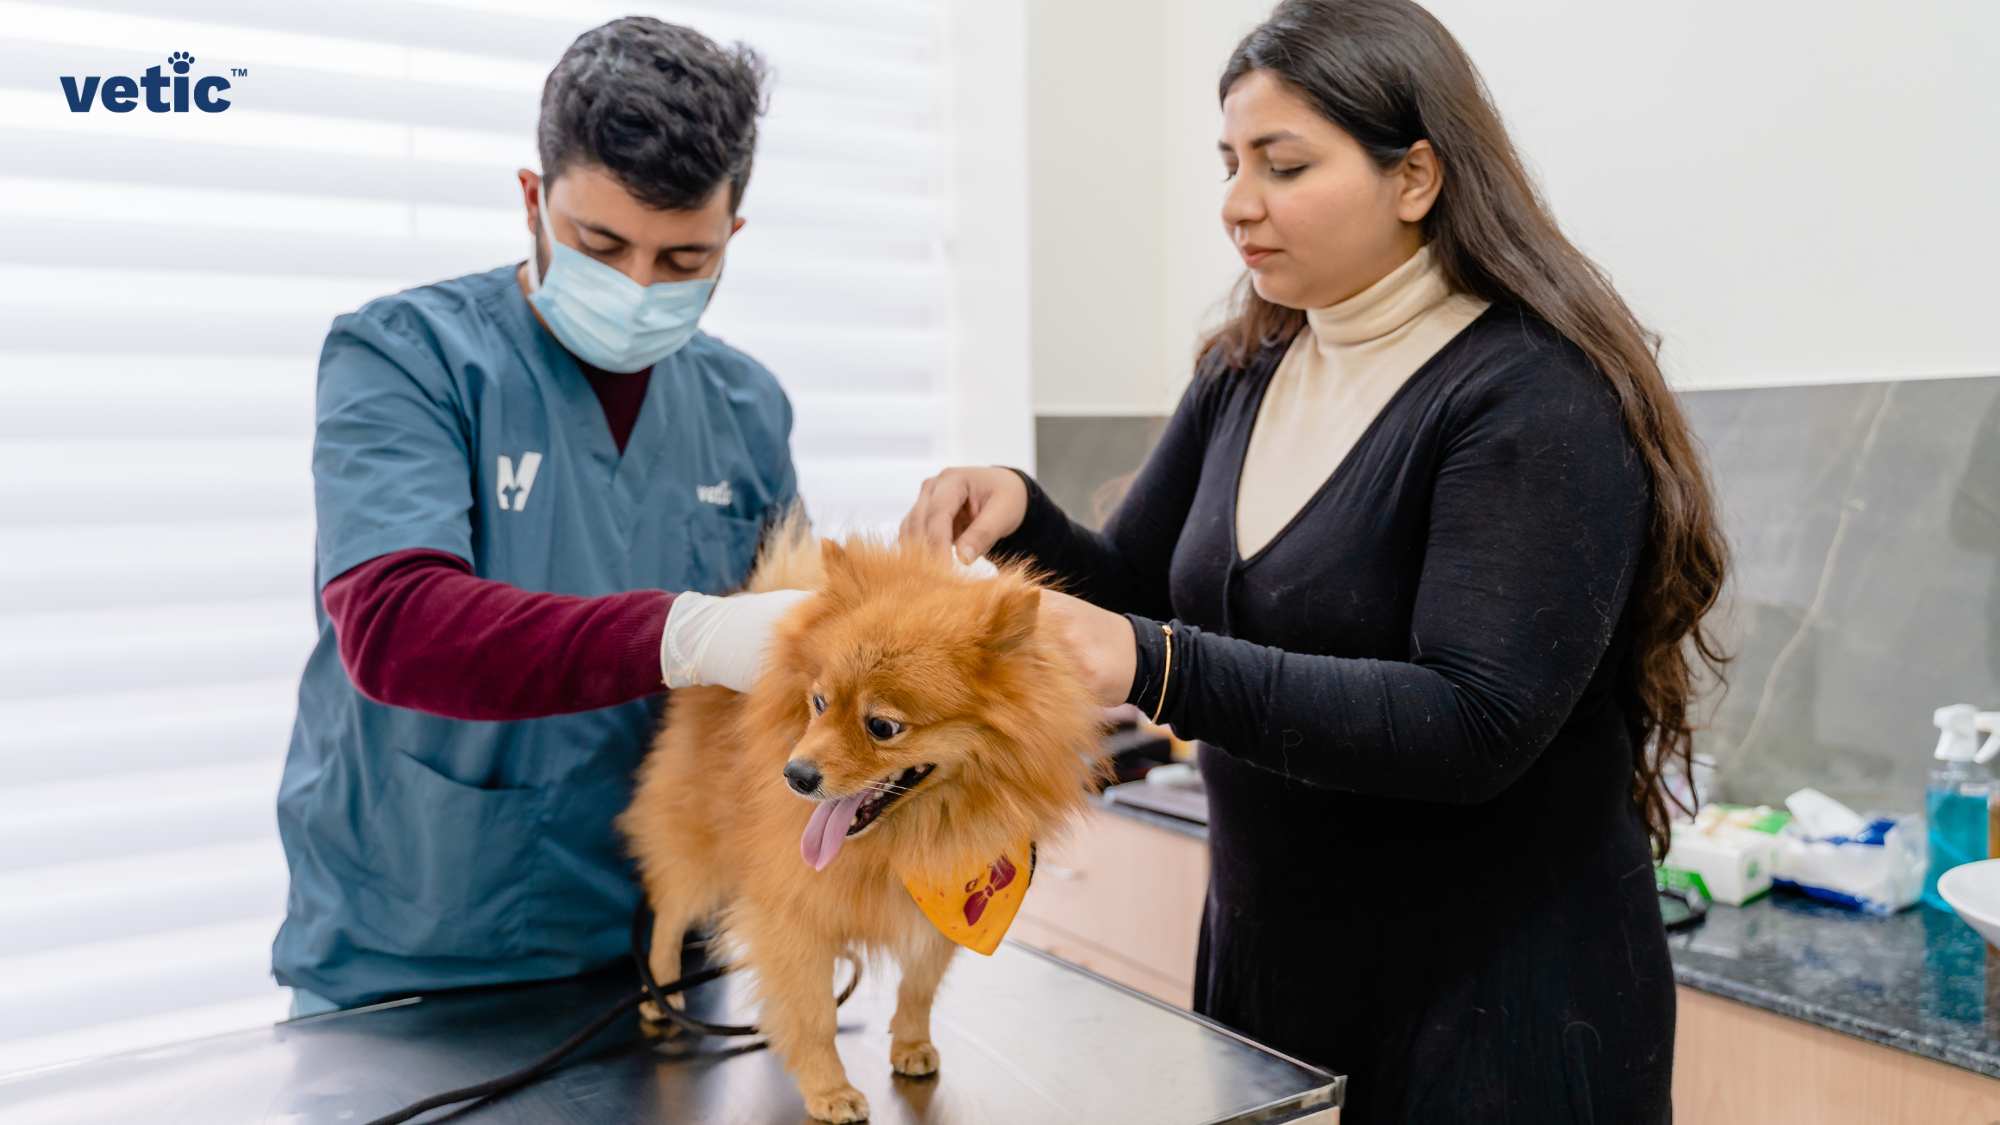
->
1149, 623, 1174, 725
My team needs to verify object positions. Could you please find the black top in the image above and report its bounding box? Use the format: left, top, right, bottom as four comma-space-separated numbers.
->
997, 305, 1675, 1124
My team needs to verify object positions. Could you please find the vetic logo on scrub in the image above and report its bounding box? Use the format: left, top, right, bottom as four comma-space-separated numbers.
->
497, 453, 543, 512
60, 51, 242, 113
695, 481, 733, 507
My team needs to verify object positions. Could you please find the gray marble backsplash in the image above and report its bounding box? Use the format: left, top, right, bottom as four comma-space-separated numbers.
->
1033, 373, 2000, 814
1683, 376, 2000, 812
1032, 416, 1165, 527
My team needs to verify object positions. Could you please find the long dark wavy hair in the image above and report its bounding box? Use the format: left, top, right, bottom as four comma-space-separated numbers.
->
1209, 0, 1729, 859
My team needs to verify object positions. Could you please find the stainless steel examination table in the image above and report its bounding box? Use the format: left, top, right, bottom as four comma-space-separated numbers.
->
0, 941, 1342, 1123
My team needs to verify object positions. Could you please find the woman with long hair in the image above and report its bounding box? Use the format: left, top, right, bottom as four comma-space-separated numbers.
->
903, 1, 1727, 1118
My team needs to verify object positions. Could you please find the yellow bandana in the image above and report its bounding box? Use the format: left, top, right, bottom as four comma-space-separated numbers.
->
899, 841, 1035, 955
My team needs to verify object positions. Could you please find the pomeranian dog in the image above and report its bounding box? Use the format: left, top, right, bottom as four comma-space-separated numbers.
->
618, 520, 1104, 1122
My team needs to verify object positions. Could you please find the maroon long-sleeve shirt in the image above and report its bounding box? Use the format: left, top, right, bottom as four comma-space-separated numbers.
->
321, 365, 674, 720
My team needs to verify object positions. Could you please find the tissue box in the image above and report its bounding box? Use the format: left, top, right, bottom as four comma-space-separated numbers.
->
1772, 816, 1924, 915
1660, 804, 1789, 906
1762, 788, 1924, 916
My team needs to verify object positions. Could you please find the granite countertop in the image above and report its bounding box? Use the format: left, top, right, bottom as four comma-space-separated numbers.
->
1670, 892, 2000, 1077
1098, 779, 2000, 1079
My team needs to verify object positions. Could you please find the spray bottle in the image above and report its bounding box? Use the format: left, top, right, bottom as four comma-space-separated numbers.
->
1924, 704, 2000, 912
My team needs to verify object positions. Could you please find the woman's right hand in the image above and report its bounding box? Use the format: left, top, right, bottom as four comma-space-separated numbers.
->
898, 467, 1029, 564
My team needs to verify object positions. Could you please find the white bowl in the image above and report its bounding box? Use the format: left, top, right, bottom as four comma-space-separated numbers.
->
1938, 859, 2000, 946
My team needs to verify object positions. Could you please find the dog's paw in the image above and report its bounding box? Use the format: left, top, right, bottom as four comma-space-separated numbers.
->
638, 991, 689, 1038
890, 1039, 940, 1077
638, 991, 686, 1022
804, 1084, 870, 1122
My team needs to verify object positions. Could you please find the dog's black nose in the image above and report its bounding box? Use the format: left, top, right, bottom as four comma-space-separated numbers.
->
783, 759, 822, 795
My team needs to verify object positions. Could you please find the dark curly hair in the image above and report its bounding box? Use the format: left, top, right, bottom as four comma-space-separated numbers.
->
537, 17, 769, 212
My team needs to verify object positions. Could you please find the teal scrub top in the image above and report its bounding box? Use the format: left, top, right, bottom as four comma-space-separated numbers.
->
273, 262, 796, 1006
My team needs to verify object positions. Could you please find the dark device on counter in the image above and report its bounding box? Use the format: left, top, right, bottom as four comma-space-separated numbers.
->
1659, 886, 1709, 932
1102, 716, 1176, 787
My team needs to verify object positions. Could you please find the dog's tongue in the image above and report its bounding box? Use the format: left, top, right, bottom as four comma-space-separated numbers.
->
801, 793, 866, 871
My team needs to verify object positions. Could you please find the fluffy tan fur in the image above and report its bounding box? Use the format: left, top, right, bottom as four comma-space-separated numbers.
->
618, 517, 1105, 1122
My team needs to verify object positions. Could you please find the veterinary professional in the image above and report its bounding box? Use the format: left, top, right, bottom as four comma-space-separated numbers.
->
275, 18, 807, 1015
902, 2, 1727, 1120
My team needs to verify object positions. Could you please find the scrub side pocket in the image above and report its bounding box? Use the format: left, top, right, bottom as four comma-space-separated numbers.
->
364, 749, 544, 959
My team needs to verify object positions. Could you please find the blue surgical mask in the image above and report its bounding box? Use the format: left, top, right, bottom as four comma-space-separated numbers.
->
526, 207, 718, 372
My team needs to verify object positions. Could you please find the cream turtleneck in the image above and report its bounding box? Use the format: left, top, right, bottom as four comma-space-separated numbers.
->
1234, 244, 1489, 557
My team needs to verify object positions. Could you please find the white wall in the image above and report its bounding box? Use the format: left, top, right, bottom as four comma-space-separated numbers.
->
1429, 0, 2000, 391
1158, 2, 1267, 404
1023, 0, 1171, 416
1028, 0, 2000, 414
946, 0, 1036, 466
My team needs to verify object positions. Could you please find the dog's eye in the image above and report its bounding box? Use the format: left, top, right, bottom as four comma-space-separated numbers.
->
864, 716, 903, 741
810, 694, 826, 716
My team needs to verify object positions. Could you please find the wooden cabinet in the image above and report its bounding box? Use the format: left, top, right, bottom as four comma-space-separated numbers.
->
1011, 805, 1209, 1007
1674, 987, 2000, 1124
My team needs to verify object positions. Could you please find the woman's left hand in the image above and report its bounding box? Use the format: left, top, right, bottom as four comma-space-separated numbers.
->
1037, 588, 1137, 707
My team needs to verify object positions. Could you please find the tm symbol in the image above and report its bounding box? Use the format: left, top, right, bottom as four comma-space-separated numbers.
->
230, 67, 248, 77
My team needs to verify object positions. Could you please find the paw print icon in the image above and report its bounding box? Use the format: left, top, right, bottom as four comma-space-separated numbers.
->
167, 51, 195, 74
960, 854, 1019, 925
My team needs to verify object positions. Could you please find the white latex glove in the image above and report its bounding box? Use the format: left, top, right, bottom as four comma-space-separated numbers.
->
660, 589, 813, 693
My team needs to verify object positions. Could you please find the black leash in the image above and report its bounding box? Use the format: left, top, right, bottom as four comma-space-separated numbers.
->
362, 907, 862, 1125
361, 983, 654, 1125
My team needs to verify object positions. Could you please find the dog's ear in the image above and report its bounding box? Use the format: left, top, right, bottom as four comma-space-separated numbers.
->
819, 538, 862, 605
982, 584, 1041, 654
